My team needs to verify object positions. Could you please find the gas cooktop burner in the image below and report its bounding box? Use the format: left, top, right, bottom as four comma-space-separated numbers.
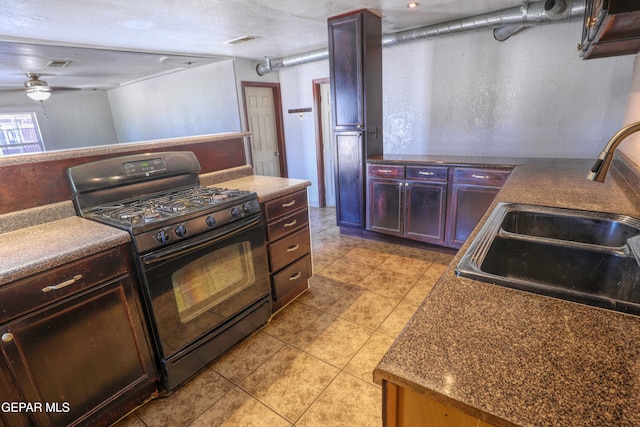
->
87, 187, 251, 226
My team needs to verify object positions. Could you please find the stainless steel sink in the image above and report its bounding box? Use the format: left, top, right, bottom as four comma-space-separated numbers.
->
456, 203, 640, 315
500, 206, 639, 247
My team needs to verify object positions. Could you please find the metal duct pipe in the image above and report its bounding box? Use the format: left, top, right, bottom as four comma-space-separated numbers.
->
256, 0, 586, 75
493, 0, 575, 41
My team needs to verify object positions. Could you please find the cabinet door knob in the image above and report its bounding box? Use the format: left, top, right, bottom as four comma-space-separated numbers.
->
2, 333, 13, 343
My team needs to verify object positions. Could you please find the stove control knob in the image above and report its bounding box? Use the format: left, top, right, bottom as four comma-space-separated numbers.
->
231, 207, 241, 218
242, 202, 252, 214
156, 230, 170, 245
175, 224, 187, 237
206, 215, 216, 228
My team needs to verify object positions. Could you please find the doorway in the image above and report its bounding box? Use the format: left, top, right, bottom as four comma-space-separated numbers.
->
313, 78, 335, 207
242, 82, 287, 177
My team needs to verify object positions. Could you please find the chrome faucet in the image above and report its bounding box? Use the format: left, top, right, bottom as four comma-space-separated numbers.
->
588, 120, 640, 182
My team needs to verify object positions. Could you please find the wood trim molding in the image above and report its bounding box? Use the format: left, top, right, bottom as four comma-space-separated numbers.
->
313, 78, 330, 208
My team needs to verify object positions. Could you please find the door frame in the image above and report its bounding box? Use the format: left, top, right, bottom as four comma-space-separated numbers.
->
313, 78, 330, 208
241, 81, 288, 177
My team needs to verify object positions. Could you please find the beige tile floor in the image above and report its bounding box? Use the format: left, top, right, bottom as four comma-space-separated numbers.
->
114, 207, 454, 427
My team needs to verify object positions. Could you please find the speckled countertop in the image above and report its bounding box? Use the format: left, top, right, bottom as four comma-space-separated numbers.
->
373, 158, 640, 427
0, 215, 130, 286
367, 154, 572, 169
215, 175, 312, 203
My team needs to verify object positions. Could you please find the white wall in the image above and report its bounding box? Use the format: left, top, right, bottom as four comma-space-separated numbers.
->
109, 60, 242, 142
279, 61, 330, 207
619, 53, 640, 166
0, 89, 118, 151
277, 21, 637, 205
382, 21, 634, 158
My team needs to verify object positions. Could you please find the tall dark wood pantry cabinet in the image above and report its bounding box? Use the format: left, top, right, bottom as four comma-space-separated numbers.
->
328, 9, 383, 229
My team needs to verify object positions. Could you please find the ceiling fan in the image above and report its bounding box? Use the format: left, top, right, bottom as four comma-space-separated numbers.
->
0, 73, 83, 102
24, 73, 53, 101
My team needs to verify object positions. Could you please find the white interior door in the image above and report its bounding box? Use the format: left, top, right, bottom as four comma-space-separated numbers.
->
245, 86, 281, 177
321, 83, 336, 207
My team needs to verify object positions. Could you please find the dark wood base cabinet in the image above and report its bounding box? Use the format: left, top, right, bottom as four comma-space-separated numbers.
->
446, 167, 510, 249
263, 190, 313, 313
0, 245, 157, 427
367, 163, 511, 249
367, 164, 447, 245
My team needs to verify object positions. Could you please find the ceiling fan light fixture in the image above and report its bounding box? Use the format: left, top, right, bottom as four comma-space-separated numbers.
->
26, 87, 52, 101
24, 73, 52, 101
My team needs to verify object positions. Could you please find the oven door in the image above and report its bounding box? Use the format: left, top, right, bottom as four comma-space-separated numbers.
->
140, 214, 270, 359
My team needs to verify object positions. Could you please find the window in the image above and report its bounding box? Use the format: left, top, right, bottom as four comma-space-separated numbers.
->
0, 113, 45, 155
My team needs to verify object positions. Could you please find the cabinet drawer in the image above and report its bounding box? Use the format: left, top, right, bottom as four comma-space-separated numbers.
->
267, 208, 309, 242
406, 165, 448, 182
272, 253, 312, 302
453, 168, 511, 186
367, 164, 404, 179
268, 227, 311, 272
264, 190, 308, 221
0, 247, 127, 324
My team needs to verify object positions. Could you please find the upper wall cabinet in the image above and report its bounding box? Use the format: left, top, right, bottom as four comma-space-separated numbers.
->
328, 9, 383, 131
580, 0, 640, 59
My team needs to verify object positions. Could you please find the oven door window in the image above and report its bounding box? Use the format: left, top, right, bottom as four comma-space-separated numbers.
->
141, 218, 270, 358
172, 241, 255, 323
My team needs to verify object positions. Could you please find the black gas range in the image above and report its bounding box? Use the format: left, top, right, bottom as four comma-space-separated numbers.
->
81, 185, 261, 253
68, 151, 271, 391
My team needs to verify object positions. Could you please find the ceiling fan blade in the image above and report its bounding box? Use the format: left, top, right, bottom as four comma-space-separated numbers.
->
50, 86, 83, 92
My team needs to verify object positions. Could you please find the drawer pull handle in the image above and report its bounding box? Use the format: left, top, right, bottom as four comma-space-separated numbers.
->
42, 274, 82, 293
418, 171, 434, 176
289, 272, 302, 281
377, 169, 393, 173
282, 200, 296, 208
287, 244, 300, 252
1, 333, 13, 343
283, 219, 298, 228
472, 174, 489, 179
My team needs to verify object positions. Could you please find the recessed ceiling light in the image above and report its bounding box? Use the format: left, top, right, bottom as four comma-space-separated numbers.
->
407, 2, 419, 8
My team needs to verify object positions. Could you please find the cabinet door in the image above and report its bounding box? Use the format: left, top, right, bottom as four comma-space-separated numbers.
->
0, 276, 155, 427
0, 356, 29, 427
405, 181, 447, 244
447, 184, 499, 249
328, 12, 363, 130
335, 132, 365, 228
368, 178, 403, 236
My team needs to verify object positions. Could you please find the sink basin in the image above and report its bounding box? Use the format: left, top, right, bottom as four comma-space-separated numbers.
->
456, 203, 640, 315
500, 206, 639, 247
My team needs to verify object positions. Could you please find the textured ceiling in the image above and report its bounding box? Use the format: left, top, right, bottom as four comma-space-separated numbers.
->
0, 0, 525, 90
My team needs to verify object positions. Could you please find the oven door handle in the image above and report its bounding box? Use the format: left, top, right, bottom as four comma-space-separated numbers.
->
142, 215, 262, 265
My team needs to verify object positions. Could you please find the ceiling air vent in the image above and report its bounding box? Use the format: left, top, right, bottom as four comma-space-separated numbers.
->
45, 60, 72, 68
225, 36, 258, 45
